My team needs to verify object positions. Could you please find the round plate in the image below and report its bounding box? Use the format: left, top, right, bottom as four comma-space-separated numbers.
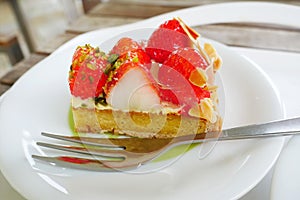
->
0, 25, 284, 199
271, 136, 300, 199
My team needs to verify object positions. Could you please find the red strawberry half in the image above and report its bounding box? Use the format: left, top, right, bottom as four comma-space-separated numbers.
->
158, 47, 210, 111
146, 18, 198, 63
69, 44, 108, 99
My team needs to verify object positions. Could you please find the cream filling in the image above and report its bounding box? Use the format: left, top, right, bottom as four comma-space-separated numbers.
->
72, 96, 218, 123
71, 97, 182, 115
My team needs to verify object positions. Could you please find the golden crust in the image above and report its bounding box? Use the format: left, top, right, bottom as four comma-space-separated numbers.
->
72, 107, 222, 138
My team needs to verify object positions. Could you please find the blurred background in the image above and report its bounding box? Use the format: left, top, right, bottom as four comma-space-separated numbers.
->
0, 0, 84, 77
0, 0, 299, 78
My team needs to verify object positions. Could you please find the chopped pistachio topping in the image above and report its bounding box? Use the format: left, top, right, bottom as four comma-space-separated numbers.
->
104, 64, 116, 75
81, 103, 88, 108
132, 56, 139, 63
107, 54, 119, 63
87, 63, 97, 70
95, 47, 100, 53
88, 76, 94, 83
95, 93, 107, 106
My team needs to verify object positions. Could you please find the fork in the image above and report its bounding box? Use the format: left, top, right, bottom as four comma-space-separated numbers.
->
32, 117, 300, 171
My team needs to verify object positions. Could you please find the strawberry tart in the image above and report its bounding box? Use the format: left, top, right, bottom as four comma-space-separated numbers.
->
69, 17, 222, 138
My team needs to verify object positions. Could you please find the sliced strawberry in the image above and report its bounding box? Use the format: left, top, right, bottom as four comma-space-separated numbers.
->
158, 47, 210, 110
105, 62, 160, 111
107, 38, 151, 73
110, 37, 149, 64
159, 47, 208, 86
69, 44, 108, 99
119, 49, 151, 67
175, 17, 200, 40
159, 83, 210, 107
158, 87, 179, 105
110, 37, 141, 56
145, 18, 194, 63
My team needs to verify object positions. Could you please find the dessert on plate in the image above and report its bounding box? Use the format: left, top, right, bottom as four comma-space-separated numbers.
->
69, 17, 222, 138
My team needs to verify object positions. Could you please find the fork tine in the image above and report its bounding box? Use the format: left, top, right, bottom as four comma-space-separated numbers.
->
37, 142, 126, 159
32, 155, 123, 172
41, 132, 124, 149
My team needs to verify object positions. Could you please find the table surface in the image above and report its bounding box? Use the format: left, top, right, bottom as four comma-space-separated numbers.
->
0, 1, 300, 199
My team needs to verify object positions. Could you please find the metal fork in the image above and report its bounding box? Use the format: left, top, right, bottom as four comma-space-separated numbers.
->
32, 117, 300, 171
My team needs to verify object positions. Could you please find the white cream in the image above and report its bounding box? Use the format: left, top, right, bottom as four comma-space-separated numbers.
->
71, 96, 182, 114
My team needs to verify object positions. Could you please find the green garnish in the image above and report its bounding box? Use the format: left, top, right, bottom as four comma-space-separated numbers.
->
95, 47, 100, 53
104, 64, 116, 75
104, 54, 120, 75
87, 63, 96, 70
107, 54, 119, 64
132, 56, 139, 63
95, 93, 107, 106
88, 76, 94, 83
81, 103, 88, 108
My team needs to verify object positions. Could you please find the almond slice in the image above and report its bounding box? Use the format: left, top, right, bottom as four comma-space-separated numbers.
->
213, 57, 222, 71
175, 17, 213, 66
204, 43, 222, 71
175, 17, 200, 40
189, 98, 217, 123
188, 104, 201, 118
189, 68, 207, 87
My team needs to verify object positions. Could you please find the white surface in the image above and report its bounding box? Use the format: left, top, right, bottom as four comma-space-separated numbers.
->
271, 136, 300, 200
237, 48, 300, 200
1, 1, 300, 200
201, 3, 300, 198
233, 47, 300, 200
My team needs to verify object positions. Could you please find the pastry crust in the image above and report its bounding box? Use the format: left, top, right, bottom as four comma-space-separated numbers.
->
72, 107, 222, 138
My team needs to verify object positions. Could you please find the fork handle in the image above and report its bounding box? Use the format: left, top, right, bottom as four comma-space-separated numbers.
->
220, 117, 300, 140
173, 117, 300, 144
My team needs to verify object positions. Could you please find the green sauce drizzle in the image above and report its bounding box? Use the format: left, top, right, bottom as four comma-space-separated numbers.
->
68, 107, 78, 136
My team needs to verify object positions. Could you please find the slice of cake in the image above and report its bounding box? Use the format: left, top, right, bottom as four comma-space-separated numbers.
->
69, 17, 222, 138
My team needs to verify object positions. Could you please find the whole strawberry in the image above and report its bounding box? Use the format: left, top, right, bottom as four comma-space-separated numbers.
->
69, 44, 108, 99
146, 18, 198, 63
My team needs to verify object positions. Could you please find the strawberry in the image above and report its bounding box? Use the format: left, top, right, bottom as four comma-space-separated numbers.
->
106, 38, 151, 74
158, 87, 179, 105
110, 37, 141, 56
69, 44, 109, 99
145, 18, 197, 63
122, 49, 151, 65
105, 39, 160, 110
105, 62, 160, 111
159, 84, 210, 115
158, 47, 210, 110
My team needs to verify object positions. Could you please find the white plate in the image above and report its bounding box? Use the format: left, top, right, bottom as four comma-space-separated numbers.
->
271, 135, 300, 200
0, 28, 285, 200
